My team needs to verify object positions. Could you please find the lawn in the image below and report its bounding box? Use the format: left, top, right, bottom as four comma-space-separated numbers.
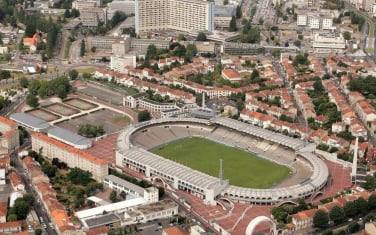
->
109, 115, 132, 126
152, 137, 291, 189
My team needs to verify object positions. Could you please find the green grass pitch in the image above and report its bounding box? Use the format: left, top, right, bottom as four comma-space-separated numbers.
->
151, 137, 291, 188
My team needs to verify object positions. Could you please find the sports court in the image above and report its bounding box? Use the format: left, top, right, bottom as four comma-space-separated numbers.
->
55, 109, 127, 134
64, 98, 97, 110
26, 109, 60, 122
44, 103, 80, 116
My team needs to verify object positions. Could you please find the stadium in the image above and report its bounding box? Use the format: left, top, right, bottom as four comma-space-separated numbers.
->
115, 117, 329, 205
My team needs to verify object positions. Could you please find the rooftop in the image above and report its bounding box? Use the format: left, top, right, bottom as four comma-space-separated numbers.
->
47, 127, 92, 148
10, 113, 50, 130
104, 174, 145, 196
83, 214, 121, 229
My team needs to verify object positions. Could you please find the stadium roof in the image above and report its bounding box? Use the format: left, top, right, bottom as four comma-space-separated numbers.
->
10, 113, 50, 131
47, 127, 92, 149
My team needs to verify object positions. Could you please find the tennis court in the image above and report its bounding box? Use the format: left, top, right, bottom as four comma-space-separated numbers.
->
45, 103, 80, 116
26, 109, 61, 122
64, 98, 97, 110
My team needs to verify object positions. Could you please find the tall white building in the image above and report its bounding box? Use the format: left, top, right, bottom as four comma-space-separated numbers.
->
321, 18, 333, 30
308, 16, 320, 29
297, 15, 308, 26
135, 0, 214, 35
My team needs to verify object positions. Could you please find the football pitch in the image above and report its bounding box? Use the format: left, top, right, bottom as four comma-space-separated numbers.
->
152, 137, 291, 188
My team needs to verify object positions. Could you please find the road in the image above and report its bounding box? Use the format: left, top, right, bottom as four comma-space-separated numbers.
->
12, 151, 57, 235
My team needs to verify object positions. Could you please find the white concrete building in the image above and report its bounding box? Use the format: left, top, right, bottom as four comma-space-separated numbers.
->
297, 15, 307, 26
312, 33, 346, 53
104, 175, 159, 203
111, 56, 137, 73
308, 16, 320, 29
321, 18, 333, 30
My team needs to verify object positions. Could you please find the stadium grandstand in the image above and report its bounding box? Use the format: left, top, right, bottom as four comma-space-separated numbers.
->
116, 117, 329, 205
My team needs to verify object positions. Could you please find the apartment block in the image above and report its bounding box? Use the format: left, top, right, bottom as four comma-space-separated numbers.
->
31, 133, 108, 182
72, 0, 102, 10
0, 116, 19, 154
135, 0, 214, 34
296, 13, 334, 30
107, 0, 135, 19
80, 8, 107, 27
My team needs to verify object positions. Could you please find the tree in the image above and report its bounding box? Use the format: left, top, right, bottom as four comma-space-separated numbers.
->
329, 206, 344, 223
19, 77, 29, 88
71, 9, 80, 17
67, 168, 92, 186
57, 84, 68, 100
35, 228, 42, 235
91, 46, 96, 53
64, 9, 70, 18
80, 39, 85, 57
356, 197, 368, 215
236, 5, 242, 19
146, 44, 157, 60
344, 201, 360, 217
110, 190, 117, 202
343, 31, 351, 40
120, 191, 127, 199
178, 34, 186, 41
185, 44, 197, 61
369, 194, 376, 209
12, 198, 29, 219
69, 69, 79, 80
196, 32, 207, 41
138, 110, 151, 122
229, 16, 237, 32
23, 193, 34, 205
294, 40, 301, 47
26, 94, 39, 108
313, 210, 329, 228
7, 214, 17, 221
110, 11, 127, 28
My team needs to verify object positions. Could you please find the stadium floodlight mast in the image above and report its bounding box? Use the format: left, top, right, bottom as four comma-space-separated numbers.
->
219, 159, 223, 185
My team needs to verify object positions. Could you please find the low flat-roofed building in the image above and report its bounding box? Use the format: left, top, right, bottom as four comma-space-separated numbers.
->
76, 197, 146, 220
124, 199, 178, 224
104, 175, 159, 203
312, 32, 345, 53
89, 36, 123, 49
222, 68, 241, 82
10, 113, 50, 132
47, 127, 92, 150
82, 213, 121, 229
130, 38, 170, 51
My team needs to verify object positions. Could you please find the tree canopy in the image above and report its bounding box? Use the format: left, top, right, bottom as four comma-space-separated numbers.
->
138, 110, 151, 122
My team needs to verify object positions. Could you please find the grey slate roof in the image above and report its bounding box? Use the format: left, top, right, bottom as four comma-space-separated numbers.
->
48, 127, 92, 146
104, 174, 144, 196
10, 113, 51, 130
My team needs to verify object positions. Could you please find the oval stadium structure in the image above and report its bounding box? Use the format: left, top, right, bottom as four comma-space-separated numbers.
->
116, 117, 329, 205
